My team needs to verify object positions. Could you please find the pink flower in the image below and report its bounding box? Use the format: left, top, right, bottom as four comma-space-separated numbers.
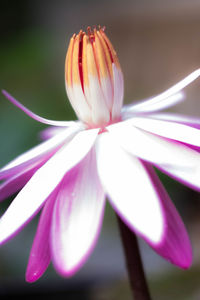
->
1, 26, 200, 282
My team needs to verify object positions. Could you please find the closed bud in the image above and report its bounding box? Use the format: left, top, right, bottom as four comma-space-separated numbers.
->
65, 26, 124, 128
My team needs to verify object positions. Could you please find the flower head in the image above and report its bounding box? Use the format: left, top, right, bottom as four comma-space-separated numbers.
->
1, 27, 200, 282
65, 26, 123, 127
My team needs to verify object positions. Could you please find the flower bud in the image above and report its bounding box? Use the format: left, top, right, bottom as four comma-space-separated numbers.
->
65, 26, 124, 128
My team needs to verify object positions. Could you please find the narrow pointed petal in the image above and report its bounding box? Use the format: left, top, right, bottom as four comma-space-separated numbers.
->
129, 117, 200, 147
96, 132, 163, 243
108, 123, 200, 191
147, 113, 200, 129
26, 188, 57, 282
123, 92, 184, 115
0, 126, 77, 180
123, 68, 200, 114
51, 147, 105, 276
0, 129, 98, 245
2, 90, 77, 127
144, 163, 192, 268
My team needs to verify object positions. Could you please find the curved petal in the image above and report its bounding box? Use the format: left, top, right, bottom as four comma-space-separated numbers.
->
25, 187, 58, 282
96, 132, 163, 244
122, 92, 184, 117
144, 163, 192, 269
0, 126, 78, 180
0, 129, 98, 245
2, 90, 77, 127
108, 123, 200, 191
146, 113, 200, 129
123, 68, 200, 114
51, 147, 105, 277
129, 117, 200, 147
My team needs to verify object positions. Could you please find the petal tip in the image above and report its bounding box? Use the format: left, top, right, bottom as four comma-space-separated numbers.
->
52, 258, 85, 279
154, 228, 193, 270
170, 252, 192, 270
25, 270, 41, 283
179, 250, 193, 270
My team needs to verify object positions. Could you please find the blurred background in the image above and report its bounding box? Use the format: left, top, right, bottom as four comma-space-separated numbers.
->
1, 0, 200, 299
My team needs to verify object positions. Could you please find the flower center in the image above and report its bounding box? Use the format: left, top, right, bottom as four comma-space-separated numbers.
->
65, 26, 124, 129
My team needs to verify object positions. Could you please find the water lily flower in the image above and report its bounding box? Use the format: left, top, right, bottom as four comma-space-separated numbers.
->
1, 26, 200, 283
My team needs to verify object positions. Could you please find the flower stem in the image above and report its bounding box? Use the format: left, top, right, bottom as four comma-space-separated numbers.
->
117, 215, 152, 300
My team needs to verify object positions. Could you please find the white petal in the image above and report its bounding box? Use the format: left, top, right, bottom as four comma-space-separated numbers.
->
108, 123, 200, 191
68, 85, 92, 124
86, 75, 110, 125
96, 132, 163, 243
0, 129, 99, 245
147, 113, 200, 128
51, 147, 105, 276
124, 92, 184, 114
160, 160, 200, 192
129, 117, 200, 147
99, 75, 113, 112
0, 126, 78, 177
112, 64, 124, 119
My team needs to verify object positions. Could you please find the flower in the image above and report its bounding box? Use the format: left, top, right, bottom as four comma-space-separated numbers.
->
1, 26, 200, 283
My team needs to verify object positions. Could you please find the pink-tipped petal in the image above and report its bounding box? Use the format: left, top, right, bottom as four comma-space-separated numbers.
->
144, 163, 192, 268
2, 90, 77, 127
0, 163, 40, 201
39, 127, 68, 140
0, 126, 77, 180
96, 132, 163, 244
26, 188, 58, 283
0, 129, 98, 245
129, 117, 200, 147
108, 123, 200, 191
39, 123, 84, 141
123, 68, 200, 114
51, 147, 105, 277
